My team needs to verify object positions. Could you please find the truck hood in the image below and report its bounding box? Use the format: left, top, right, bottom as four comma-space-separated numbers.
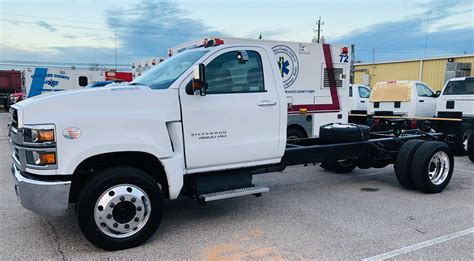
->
13, 85, 181, 126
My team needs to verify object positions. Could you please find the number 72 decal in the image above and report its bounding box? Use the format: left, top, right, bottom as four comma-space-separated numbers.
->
339, 54, 349, 63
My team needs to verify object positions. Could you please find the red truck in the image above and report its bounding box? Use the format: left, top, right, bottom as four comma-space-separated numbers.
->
0, 70, 22, 111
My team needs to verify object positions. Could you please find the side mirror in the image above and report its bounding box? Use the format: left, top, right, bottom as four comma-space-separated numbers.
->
186, 63, 207, 96
435, 91, 441, 97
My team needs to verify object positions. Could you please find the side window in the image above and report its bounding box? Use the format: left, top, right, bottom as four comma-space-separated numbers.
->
78, 76, 88, 87
206, 50, 264, 94
358, 86, 371, 98
416, 83, 434, 97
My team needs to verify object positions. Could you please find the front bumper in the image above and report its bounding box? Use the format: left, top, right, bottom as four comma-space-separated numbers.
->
12, 164, 71, 216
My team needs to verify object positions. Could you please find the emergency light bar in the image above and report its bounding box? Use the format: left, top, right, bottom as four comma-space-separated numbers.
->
203, 38, 224, 47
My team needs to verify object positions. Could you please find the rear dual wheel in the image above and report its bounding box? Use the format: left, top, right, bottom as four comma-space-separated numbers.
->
395, 140, 454, 193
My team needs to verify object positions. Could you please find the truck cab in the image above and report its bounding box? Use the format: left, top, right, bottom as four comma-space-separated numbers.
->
368, 80, 438, 118
171, 37, 353, 140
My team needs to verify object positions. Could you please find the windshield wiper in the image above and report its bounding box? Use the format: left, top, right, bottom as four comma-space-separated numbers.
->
129, 82, 146, 86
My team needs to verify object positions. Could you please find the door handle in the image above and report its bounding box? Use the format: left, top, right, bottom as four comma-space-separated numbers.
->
361, 101, 366, 103
419, 100, 424, 102
257, 100, 277, 106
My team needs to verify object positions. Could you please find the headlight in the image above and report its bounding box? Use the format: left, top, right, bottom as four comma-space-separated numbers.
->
32, 151, 56, 165
23, 126, 56, 143
9, 95, 19, 102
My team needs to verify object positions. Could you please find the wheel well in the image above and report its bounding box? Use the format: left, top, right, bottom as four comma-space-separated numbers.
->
287, 124, 308, 138
70, 152, 169, 203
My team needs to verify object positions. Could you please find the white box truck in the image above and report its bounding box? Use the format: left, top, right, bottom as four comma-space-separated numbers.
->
9, 37, 457, 250
171, 37, 353, 139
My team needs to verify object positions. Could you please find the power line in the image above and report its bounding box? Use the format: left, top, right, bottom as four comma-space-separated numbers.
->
0, 18, 200, 37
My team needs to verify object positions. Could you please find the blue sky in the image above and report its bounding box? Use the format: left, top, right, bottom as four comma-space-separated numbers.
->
0, 0, 472, 69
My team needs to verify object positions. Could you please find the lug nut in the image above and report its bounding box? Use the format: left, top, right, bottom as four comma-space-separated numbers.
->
134, 217, 139, 222
113, 223, 118, 228
101, 223, 106, 227
106, 214, 112, 219
109, 191, 115, 196
141, 196, 146, 202
137, 206, 142, 211
120, 196, 125, 201
125, 224, 130, 229
131, 198, 136, 203
110, 203, 115, 208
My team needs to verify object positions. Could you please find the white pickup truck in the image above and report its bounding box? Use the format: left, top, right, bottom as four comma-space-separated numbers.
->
9, 38, 456, 250
368, 80, 438, 118
436, 76, 474, 157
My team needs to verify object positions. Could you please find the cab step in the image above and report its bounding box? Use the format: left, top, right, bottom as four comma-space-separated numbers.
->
200, 185, 270, 202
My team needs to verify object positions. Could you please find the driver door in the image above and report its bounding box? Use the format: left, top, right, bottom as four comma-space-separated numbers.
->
415, 83, 437, 117
179, 47, 282, 172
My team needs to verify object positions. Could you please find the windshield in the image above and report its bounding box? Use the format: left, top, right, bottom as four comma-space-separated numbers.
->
132, 50, 209, 89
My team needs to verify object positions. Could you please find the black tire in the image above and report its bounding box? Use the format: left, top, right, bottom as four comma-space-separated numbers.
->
394, 139, 424, 189
452, 125, 472, 156
287, 127, 307, 140
411, 142, 454, 194
76, 167, 163, 250
320, 123, 370, 144
319, 162, 335, 171
468, 133, 474, 163
461, 128, 472, 154
320, 161, 356, 173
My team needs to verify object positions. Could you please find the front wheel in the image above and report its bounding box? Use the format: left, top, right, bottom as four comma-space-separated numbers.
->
76, 167, 163, 250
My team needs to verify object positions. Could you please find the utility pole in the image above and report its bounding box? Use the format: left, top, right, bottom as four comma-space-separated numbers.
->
114, 30, 117, 71
372, 48, 375, 64
315, 17, 324, 43
424, 11, 431, 58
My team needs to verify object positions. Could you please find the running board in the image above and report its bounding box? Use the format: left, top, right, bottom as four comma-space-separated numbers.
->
200, 185, 270, 202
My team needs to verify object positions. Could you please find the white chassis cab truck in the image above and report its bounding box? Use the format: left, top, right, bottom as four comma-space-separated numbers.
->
9, 38, 456, 250
171, 37, 353, 139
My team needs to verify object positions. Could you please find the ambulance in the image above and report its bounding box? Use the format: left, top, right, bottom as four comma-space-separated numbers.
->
170, 37, 354, 139
22, 68, 132, 98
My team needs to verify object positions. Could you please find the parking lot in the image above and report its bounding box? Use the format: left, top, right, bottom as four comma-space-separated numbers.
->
0, 111, 472, 260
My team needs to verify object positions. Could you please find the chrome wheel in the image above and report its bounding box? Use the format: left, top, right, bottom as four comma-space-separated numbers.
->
94, 184, 151, 238
462, 131, 471, 152
428, 151, 450, 185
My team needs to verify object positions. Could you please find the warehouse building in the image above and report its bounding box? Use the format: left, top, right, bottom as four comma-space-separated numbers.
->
354, 54, 474, 91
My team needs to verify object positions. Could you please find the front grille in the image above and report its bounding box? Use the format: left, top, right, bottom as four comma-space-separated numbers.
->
11, 108, 18, 129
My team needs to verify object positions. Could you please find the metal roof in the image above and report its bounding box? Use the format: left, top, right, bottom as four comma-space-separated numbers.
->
355, 54, 474, 66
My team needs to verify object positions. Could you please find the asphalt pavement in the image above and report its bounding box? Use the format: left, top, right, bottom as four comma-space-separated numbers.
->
0, 111, 472, 260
